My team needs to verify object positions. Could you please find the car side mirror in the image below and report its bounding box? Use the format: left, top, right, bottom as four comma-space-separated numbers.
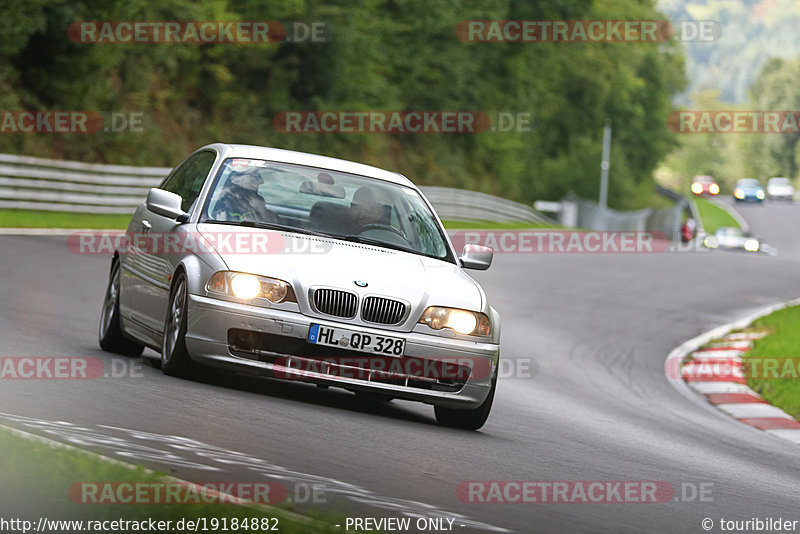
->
146, 188, 187, 221
459, 244, 493, 270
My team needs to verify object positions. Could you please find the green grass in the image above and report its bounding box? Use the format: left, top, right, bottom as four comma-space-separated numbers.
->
744, 305, 800, 420
692, 197, 740, 233
441, 219, 557, 229
0, 209, 132, 229
0, 427, 352, 533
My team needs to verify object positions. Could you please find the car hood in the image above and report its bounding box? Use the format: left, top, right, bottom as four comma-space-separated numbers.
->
197, 224, 484, 324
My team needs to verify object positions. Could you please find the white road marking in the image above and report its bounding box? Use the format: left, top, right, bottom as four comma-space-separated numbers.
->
687, 382, 753, 394
715, 403, 794, 419
0, 412, 509, 533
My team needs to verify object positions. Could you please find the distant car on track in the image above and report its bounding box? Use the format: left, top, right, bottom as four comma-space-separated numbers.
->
98, 143, 501, 430
733, 179, 765, 203
703, 226, 760, 252
690, 175, 720, 197
766, 177, 794, 202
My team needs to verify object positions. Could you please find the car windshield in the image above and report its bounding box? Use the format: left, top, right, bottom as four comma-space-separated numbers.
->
737, 179, 760, 187
200, 158, 452, 261
769, 178, 790, 185
717, 227, 743, 237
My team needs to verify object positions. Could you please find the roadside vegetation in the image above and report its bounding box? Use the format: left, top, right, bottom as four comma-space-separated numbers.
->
0, 209, 132, 229
745, 306, 800, 420
692, 197, 740, 233
0, 427, 353, 533
1, 1, 685, 210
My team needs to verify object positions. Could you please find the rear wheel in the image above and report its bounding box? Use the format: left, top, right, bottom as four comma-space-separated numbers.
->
434, 371, 497, 430
99, 259, 144, 357
161, 272, 195, 377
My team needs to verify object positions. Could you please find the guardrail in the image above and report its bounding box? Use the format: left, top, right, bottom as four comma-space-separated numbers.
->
419, 186, 555, 225
0, 153, 557, 225
0, 154, 168, 214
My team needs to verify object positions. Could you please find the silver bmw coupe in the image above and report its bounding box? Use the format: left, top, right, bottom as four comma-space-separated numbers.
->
99, 143, 500, 429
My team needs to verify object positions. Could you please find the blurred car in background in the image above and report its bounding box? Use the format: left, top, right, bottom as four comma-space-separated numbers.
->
766, 177, 794, 202
691, 175, 720, 196
733, 179, 765, 203
703, 226, 760, 252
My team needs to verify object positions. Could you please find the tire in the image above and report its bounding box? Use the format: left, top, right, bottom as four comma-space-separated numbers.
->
99, 259, 144, 357
161, 272, 196, 378
434, 371, 497, 430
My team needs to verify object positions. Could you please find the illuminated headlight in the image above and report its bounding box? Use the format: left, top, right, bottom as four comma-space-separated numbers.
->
709, 183, 720, 195
756, 190, 765, 199
744, 239, 760, 252
734, 189, 744, 199
207, 272, 296, 303
704, 236, 718, 249
691, 183, 703, 195
418, 307, 491, 336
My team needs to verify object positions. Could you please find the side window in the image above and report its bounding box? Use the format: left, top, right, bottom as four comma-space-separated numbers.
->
161, 151, 217, 212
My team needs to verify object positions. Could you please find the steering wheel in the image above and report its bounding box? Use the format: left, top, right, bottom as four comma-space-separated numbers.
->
359, 223, 412, 244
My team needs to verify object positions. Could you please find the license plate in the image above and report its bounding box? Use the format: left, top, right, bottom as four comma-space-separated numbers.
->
307, 324, 405, 356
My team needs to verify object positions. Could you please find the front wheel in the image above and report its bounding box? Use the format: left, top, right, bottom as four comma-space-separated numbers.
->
161, 272, 195, 378
99, 259, 144, 357
434, 371, 497, 430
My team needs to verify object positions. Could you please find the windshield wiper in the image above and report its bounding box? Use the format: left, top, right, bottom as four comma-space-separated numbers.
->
203, 219, 330, 238
341, 234, 430, 257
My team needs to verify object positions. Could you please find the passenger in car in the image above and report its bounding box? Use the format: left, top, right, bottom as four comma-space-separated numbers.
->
350, 186, 389, 233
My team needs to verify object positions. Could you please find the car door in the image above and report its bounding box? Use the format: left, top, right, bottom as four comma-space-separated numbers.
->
120, 150, 217, 342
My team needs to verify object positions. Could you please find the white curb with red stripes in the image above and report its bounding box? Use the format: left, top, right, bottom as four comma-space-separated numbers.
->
665, 297, 800, 446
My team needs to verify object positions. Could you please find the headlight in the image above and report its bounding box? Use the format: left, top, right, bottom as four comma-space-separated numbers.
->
691, 183, 703, 195
709, 183, 720, 195
704, 236, 718, 249
207, 271, 296, 303
756, 190, 765, 199
418, 306, 491, 336
734, 189, 744, 199
744, 239, 760, 252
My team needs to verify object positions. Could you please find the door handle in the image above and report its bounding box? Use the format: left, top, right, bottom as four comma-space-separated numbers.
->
141, 220, 152, 232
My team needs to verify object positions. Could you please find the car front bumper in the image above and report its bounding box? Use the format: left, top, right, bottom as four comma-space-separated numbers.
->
184, 294, 500, 409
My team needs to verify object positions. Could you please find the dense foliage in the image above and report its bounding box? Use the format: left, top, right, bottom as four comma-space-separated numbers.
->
0, 0, 685, 208
659, 0, 800, 105
659, 54, 800, 191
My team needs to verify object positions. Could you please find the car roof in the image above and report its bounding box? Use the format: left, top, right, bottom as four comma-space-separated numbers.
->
206, 143, 415, 187
736, 178, 760, 184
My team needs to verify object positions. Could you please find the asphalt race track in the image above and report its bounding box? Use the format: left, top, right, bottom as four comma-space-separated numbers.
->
2, 202, 800, 533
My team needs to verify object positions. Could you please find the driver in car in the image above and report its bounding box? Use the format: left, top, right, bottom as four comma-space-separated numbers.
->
349, 186, 388, 233
212, 167, 278, 223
